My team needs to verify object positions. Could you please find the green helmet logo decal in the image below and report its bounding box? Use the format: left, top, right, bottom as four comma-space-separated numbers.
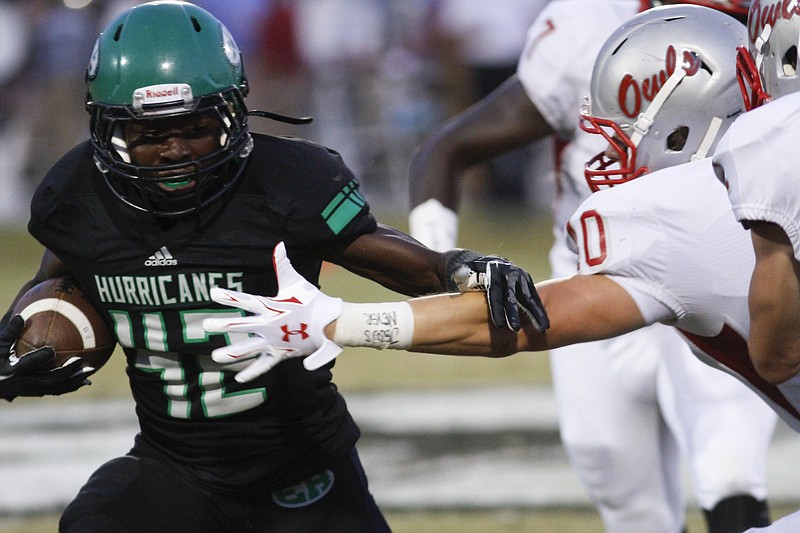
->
221, 26, 240, 68
87, 39, 100, 80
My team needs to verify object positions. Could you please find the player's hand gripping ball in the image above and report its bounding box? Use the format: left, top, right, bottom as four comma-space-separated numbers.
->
11, 277, 116, 371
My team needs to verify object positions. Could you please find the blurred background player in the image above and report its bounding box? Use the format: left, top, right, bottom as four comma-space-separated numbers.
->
421, 0, 550, 200
209, 8, 777, 533
0, 0, 33, 223
407, 0, 773, 531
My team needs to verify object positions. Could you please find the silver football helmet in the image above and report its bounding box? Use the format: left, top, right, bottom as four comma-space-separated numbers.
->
580, 5, 747, 192
737, 0, 800, 110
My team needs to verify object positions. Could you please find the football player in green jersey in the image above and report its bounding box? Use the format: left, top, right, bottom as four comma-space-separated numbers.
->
0, 3, 546, 532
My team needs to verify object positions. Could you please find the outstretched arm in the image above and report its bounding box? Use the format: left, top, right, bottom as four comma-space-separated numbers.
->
747, 222, 800, 384
333, 224, 549, 331
329, 274, 645, 357
204, 243, 646, 381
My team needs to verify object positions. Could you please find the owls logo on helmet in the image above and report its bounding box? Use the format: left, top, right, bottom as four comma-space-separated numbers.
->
580, 5, 747, 192
736, 0, 800, 110
85, 1, 252, 217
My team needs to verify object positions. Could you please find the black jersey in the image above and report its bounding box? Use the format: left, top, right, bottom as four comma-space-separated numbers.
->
28, 133, 377, 495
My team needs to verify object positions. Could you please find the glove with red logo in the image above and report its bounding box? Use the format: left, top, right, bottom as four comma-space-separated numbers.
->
203, 242, 343, 382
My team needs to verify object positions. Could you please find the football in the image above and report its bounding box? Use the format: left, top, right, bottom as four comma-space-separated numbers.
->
11, 277, 116, 372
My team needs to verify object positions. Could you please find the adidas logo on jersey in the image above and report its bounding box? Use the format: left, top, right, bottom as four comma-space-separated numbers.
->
145, 246, 178, 267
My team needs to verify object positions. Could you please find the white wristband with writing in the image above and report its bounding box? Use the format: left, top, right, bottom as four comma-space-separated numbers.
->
332, 302, 414, 350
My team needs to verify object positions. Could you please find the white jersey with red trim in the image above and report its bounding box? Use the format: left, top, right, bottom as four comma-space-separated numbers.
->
568, 158, 800, 431
519, 3, 775, 527
713, 91, 800, 261
517, 0, 640, 239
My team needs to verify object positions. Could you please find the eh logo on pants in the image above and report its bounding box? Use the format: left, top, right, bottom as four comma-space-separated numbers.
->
272, 469, 335, 508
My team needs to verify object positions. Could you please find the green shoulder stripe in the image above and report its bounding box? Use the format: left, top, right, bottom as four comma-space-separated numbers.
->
321, 181, 366, 235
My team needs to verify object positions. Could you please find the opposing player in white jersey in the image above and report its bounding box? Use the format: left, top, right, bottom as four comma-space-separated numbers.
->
204, 6, 776, 532
714, 0, 800, 388
407, 0, 770, 531
712, 2, 800, 531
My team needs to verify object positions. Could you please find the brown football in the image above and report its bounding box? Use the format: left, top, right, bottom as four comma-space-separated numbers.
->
11, 277, 116, 372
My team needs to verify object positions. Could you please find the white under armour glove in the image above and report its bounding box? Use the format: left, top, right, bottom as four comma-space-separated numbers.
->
408, 198, 458, 252
202, 242, 343, 382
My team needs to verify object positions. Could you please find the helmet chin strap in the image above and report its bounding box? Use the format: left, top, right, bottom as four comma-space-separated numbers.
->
248, 110, 313, 125
753, 24, 772, 86
630, 66, 687, 148
630, 65, 725, 164
691, 116, 723, 161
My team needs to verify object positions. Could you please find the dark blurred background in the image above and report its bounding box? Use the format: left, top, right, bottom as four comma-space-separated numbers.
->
0, 0, 554, 225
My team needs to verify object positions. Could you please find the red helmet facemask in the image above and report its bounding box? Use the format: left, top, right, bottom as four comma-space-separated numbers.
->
736, 44, 772, 110
579, 103, 649, 192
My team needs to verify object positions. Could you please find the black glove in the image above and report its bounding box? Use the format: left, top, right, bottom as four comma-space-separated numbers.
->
484, 258, 550, 332
445, 250, 550, 332
0, 315, 93, 401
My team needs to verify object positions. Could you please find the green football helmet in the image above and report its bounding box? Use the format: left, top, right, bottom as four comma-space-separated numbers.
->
85, 1, 253, 217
